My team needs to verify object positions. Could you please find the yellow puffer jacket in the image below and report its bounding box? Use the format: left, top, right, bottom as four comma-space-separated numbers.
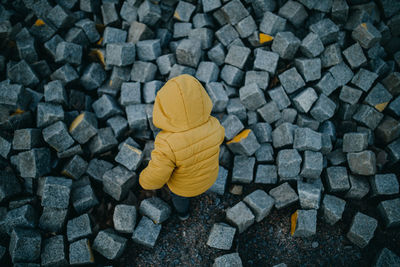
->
139, 74, 225, 197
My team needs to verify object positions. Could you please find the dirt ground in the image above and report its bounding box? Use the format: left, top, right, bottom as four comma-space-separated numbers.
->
101, 183, 400, 267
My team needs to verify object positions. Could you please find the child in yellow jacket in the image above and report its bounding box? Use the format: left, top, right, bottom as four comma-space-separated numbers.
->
139, 74, 225, 220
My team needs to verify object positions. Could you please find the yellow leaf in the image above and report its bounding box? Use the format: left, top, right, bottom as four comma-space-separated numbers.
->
259, 33, 274, 44
290, 210, 298, 236
69, 113, 84, 132
34, 19, 45, 27
375, 102, 388, 112
226, 129, 251, 144
11, 108, 24, 116
361, 23, 367, 29
96, 37, 103, 46
174, 11, 181, 20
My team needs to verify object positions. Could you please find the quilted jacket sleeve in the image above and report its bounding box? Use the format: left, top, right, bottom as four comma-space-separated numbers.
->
139, 135, 176, 190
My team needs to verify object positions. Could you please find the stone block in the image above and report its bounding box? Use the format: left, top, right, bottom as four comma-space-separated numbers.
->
75, 19, 100, 43
61, 155, 87, 180
292, 87, 318, 114
291, 209, 317, 237
364, 83, 393, 111
36, 102, 64, 128
353, 104, 384, 130
378, 198, 400, 228
382, 72, 400, 96
272, 122, 295, 148
310, 18, 339, 45
42, 121, 74, 152
120, 82, 141, 107
329, 62, 354, 87
213, 253, 243, 267
295, 58, 321, 82
92, 94, 123, 120
387, 138, 400, 164
168, 64, 196, 79
4, 204, 37, 235
300, 32, 324, 58
43, 80, 67, 106
315, 72, 338, 96
106, 43, 135, 67
103, 27, 127, 45
86, 159, 113, 183
188, 27, 214, 50
113, 204, 136, 234
128, 21, 154, 44
55, 42, 82, 65
253, 50, 279, 75
269, 182, 298, 209
143, 81, 162, 104
245, 71, 269, 91
293, 128, 322, 152
250, 122, 272, 144
80, 63, 106, 90
69, 238, 95, 265
347, 150, 376, 176
376, 116, 400, 144
0, 82, 30, 112
298, 181, 321, 210
222, 115, 244, 140
176, 39, 202, 68
220, 65, 244, 87
342, 132, 368, 153
208, 166, 228, 195
278, 0, 307, 28
173, 0, 195, 22
255, 143, 274, 163
325, 166, 349, 192
0, 170, 21, 202
136, 39, 161, 62
321, 194, 346, 225
278, 67, 305, 94
41, 176, 72, 209
203, 82, 228, 113
131, 61, 157, 82
39, 207, 68, 233
202, 0, 221, 13
345, 174, 370, 199
9, 228, 41, 263
257, 101, 281, 124
67, 213, 92, 242
215, 24, 239, 47
195, 61, 219, 83
343, 42, 367, 69
271, 32, 300, 60
18, 148, 51, 178
71, 184, 99, 214
115, 143, 143, 171
227, 129, 260, 156
126, 104, 148, 131
41, 235, 68, 267
255, 164, 277, 184
267, 86, 289, 110
139, 197, 171, 224
347, 212, 377, 248
232, 156, 255, 184
7, 60, 39, 87
370, 174, 399, 196
339, 85, 363, 105
260, 11, 286, 35
103, 165, 136, 201
68, 112, 98, 144
224, 45, 251, 70
207, 222, 236, 250
310, 94, 336, 122
239, 83, 266, 111
374, 248, 400, 267
301, 151, 323, 179
156, 54, 176, 75
226, 98, 246, 122
207, 44, 225, 66
243, 190, 275, 222
132, 216, 161, 248
93, 229, 127, 260
352, 23, 382, 49
234, 15, 257, 38
277, 149, 302, 179
226, 201, 255, 233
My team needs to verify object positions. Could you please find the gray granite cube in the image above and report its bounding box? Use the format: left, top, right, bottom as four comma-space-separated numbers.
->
208, 43, 226, 66
245, 71, 270, 91
255, 165, 277, 184
132, 216, 161, 248
271, 32, 300, 60
62, 155, 87, 180
321, 194, 346, 225
293, 128, 322, 151
44, 80, 67, 105
93, 229, 127, 260
213, 253, 243, 267
364, 83, 393, 111
374, 248, 400, 267
207, 223, 236, 250
36, 102, 64, 128
41, 235, 67, 267
68, 112, 98, 144
300, 32, 324, 58
292, 87, 318, 113
382, 72, 400, 96
103, 165, 136, 201
42, 121, 74, 152
343, 42, 367, 69
55, 42, 82, 65
8, 60, 39, 87
202, 0, 221, 12
69, 238, 95, 265
277, 149, 302, 179
279, 67, 305, 94
18, 148, 51, 178
225, 45, 251, 69
176, 39, 202, 68
353, 104, 384, 130
342, 132, 368, 153
195, 61, 219, 83
278, 0, 307, 27
139, 197, 171, 224
291, 209, 317, 237
310, 18, 339, 45
92, 94, 123, 120
232, 156, 255, 184
235, 15, 257, 38
220, 65, 244, 87
39, 207, 68, 233
347, 212, 377, 248
126, 104, 148, 131
12, 128, 42, 151
352, 23, 381, 49
75, 19, 100, 43
347, 150, 376, 176
206, 82, 229, 113
71, 184, 99, 214
260, 11, 286, 35
370, 174, 399, 196
250, 122, 272, 143
325, 166, 349, 192
257, 101, 281, 124
42, 176, 72, 209
136, 39, 161, 61
298, 181, 321, 209
301, 151, 323, 179
272, 122, 295, 148
86, 158, 113, 183
227, 98, 247, 122
80, 63, 106, 90
102, 27, 127, 45
253, 50, 279, 75
315, 72, 338, 96
239, 83, 266, 111
226, 201, 255, 233
267, 86, 290, 110
227, 129, 260, 156
67, 213, 92, 242
329, 62, 354, 87
4, 204, 37, 235
157, 54, 176, 75
208, 166, 228, 196
378, 198, 400, 228
375, 116, 400, 144
9, 227, 41, 263
269, 182, 298, 209
0, 170, 21, 202
131, 61, 157, 82
222, 115, 245, 140
243, 190, 275, 222
339, 85, 363, 105
310, 94, 336, 122
113, 204, 136, 233
255, 143, 274, 163
295, 58, 321, 82
115, 143, 143, 171
106, 43, 135, 67
345, 174, 370, 199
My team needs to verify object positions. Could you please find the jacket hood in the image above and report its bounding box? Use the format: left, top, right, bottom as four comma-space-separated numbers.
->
153, 74, 213, 132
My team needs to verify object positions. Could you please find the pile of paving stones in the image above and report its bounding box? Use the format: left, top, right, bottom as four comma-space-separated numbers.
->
0, 0, 399, 265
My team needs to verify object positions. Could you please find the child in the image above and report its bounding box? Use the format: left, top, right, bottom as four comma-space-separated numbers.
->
139, 74, 225, 220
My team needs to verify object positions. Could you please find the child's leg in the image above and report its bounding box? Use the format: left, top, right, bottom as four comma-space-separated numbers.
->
170, 191, 190, 216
